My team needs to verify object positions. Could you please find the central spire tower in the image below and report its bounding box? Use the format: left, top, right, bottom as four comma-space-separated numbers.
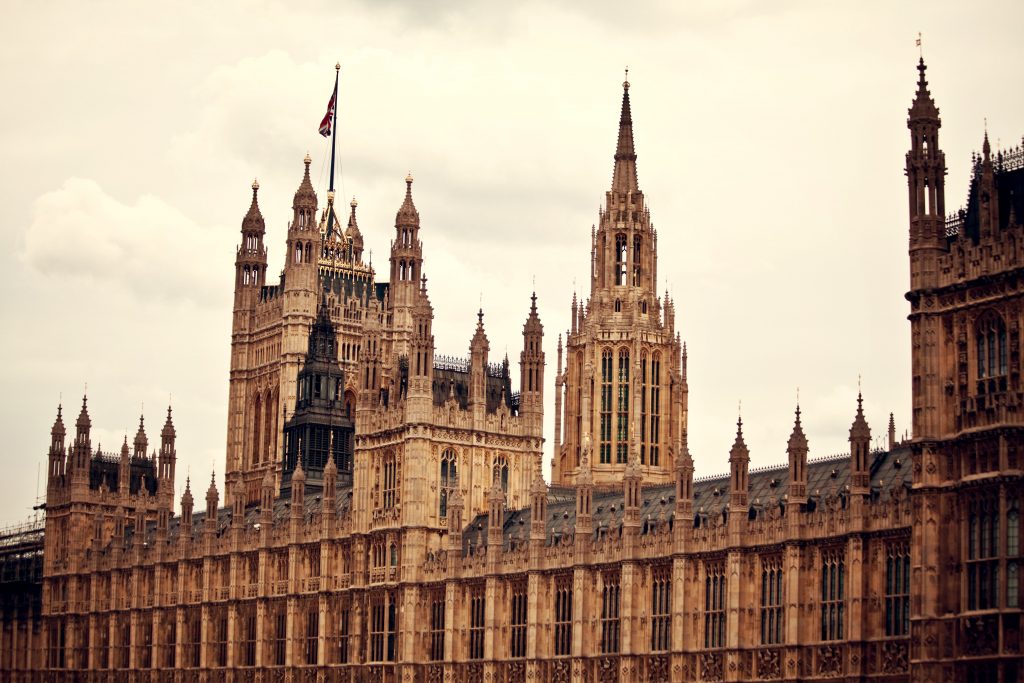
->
553, 75, 687, 487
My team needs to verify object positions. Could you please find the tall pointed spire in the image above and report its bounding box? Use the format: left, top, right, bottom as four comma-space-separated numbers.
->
243, 179, 265, 232
611, 70, 639, 194
909, 57, 939, 122
396, 173, 419, 227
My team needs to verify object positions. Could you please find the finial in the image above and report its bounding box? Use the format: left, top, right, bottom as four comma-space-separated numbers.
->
327, 190, 335, 203
916, 31, 922, 59
478, 308, 484, 324
252, 178, 259, 192
623, 66, 630, 90
351, 197, 358, 209
335, 62, 341, 71
304, 152, 311, 165
405, 171, 413, 185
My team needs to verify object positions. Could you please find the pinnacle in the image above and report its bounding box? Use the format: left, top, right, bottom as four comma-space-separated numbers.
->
293, 154, 317, 208
395, 174, 419, 227
909, 57, 939, 121
51, 403, 65, 434
850, 391, 871, 440
788, 404, 808, 451
730, 415, 748, 459
611, 77, 639, 194
76, 395, 91, 429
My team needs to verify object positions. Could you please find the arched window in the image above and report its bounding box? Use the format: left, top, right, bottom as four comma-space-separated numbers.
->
1009, 507, 1020, 608
575, 353, 584, 466
493, 455, 509, 493
640, 352, 648, 464
976, 312, 1008, 381
650, 353, 661, 467
614, 299, 621, 313
633, 235, 642, 286
252, 394, 263, 466
616, 348, 630, 464
615, 233, 627, 286
263, 390, 275, 465
381, 453, 397, 510
439, 450, 458, 518
599, 348, 613, 464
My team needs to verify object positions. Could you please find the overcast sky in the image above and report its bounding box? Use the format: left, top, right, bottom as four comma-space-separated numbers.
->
1, 1, 1021, 523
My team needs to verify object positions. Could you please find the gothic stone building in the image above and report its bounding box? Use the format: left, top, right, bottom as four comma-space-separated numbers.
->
5, 59, 1022, 682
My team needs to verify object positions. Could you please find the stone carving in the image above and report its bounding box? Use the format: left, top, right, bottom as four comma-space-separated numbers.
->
881, 640, 909, 674
963, 615, 998, 655
700, 652, 723, 681
816, 645, 842, 676
551, 660, 570, 683
647, 654, 669, 682
756, 648, 781, 679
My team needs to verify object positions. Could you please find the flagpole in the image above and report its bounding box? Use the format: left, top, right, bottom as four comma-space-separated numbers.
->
327, 63, 340, 237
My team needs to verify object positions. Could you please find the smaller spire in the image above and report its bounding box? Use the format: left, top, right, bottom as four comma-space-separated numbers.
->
395, 173, 419, 227
206, 471, 218, 501
293, 153, 317, 208
51, 403, 65, 436
730, 414, 748, 459
850, 389, 871, 440
788, 403, 807, 452
134, 414, 148, 456
76, 395, 91, 430
909, 57, 939, 120
181, 477, 193, 507
161, 405, 175, 439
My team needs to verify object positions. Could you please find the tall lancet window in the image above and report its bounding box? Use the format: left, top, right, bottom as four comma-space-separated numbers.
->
575, 353, 583, 466
616, 348, 630, 464
633, 235, 642, 286
650, 353, 661, 467
976, 312, 1008, 384
640, 352, 648, 465
439, 450, 457, 518
600, 349, 613, 464
615, 233, 627, 286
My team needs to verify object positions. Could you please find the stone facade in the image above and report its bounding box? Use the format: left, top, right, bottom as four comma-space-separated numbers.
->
2, 59, 1021, 682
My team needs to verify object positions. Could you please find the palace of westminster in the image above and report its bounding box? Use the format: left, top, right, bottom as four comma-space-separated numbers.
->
0, 57, 1021, 682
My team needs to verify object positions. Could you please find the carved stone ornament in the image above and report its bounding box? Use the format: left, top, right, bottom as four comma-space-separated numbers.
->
700, 652, 724, 681
816, 645, 843, 676
881, 640, 909, 674
756, 648, 781, 680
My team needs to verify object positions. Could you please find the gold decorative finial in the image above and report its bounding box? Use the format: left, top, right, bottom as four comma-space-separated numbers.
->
406, 171, 413, 184
335, 62, 341, 71
350, 197, 358, 208
327, 190, 335, 203
304, 152, 311, 164
252, 178, 259, 191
